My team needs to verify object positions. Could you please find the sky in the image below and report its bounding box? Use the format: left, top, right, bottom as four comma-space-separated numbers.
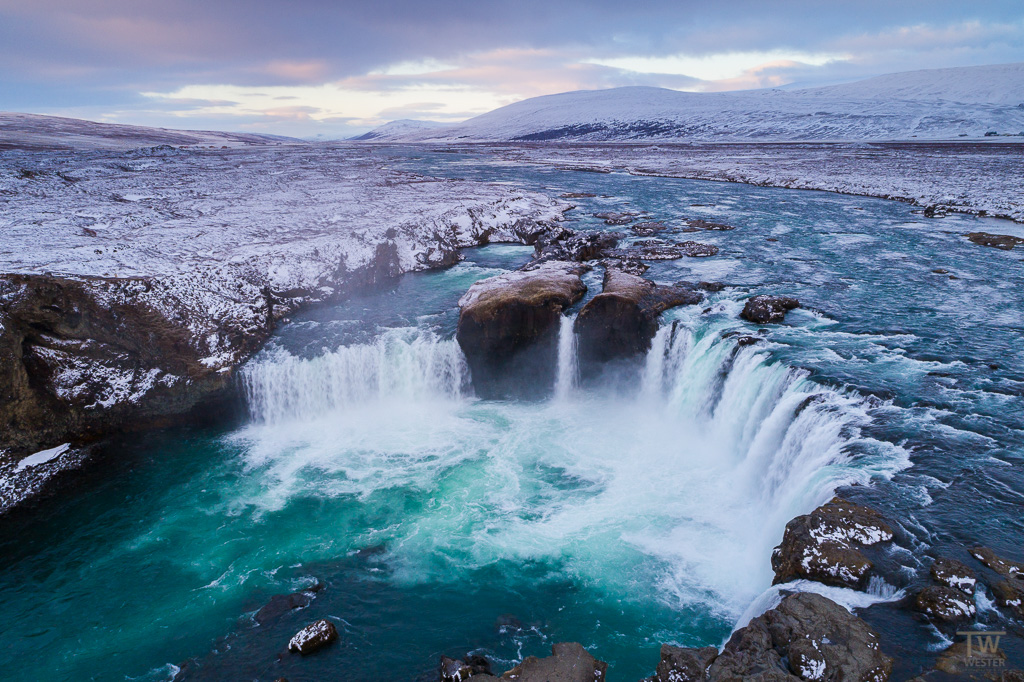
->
1, 1, 1022, 138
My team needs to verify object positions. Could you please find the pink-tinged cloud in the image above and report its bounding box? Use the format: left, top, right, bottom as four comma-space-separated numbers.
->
261, 60, 331, 83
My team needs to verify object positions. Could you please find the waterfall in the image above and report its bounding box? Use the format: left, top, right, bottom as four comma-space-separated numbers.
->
241, 328, 469, 424
236, 309, 907, 616
554, 314, 578, 401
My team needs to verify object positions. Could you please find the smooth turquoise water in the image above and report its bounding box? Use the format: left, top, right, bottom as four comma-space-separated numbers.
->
1, 151, 1022, 681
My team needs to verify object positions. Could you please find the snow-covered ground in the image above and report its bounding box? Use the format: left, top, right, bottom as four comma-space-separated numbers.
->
489, 141, 1024, 223
0, 145, 564, 365
361, 62, 1024, 142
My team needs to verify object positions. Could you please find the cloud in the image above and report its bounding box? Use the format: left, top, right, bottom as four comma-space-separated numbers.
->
1, 1, 1021, 135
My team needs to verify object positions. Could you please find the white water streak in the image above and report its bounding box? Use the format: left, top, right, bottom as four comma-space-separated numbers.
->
554, 314, 578, 401
242, 328, 469, 424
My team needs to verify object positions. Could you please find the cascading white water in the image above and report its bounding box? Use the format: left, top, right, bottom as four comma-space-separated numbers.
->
242, 328, 469, 424
554, 314, 578, 401
235, 310, 907, 619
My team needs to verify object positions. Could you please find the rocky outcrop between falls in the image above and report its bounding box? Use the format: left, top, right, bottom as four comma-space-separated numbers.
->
741, 295, 801, 324
499, 642, 607, 682
771, 497, 894, 589
456, 260, 588, 399
574, 268, 703, 377
648, 592, 892, 681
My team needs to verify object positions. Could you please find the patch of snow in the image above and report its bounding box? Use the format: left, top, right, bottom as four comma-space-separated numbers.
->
15, 443, 70, 472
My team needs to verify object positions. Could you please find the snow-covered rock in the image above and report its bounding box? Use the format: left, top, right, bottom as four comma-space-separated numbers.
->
771, 497, 894, 590
360, 62, 1024, 142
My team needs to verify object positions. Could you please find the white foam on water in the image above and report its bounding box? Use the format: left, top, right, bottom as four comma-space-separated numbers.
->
234, 313, 910, 622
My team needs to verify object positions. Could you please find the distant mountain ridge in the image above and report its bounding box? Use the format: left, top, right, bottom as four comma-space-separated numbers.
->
0, 112, 300, 151
359, 62, 1024, 143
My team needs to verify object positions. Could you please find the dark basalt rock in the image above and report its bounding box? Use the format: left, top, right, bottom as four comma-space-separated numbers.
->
593, 211, 640, 225
967, 232, 1024, 250
649, 644, 718, 682
921, 205, 949, 218
560, 192, 596, 199
931, 557, 976, 594
499, 642, 607, 682
676, 241, 719, 257
440, 654, 496, 681
254, 583, 323, 625
741, 295, 800, 324
685, 218, 736, 231
287, 619, 338, 655
601, 257, 649, 276
705, 592, 892, 682
574, 269, 702, 377
456, 261, 588, 399
632, 221, 669, 236
914, 585, 977, 621
0, 274, 240, 461
698, 281, 724, 292
970, 546, 1024, 617
679, 589, 897, 679
534, 228, 621, 262
605, 240, 719, 261
771, 497, 894, 589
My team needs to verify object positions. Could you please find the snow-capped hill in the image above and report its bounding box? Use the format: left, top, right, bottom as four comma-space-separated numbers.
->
804, 62, 1024, 106
352, 119, 453, 141
360, 62, 1024, 143
0, 112, 300, 151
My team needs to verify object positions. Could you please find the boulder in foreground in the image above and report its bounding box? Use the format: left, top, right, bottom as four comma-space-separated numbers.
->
711, 592, 892, 681
649, 593, 892, 681
771, 497, 894, 589
499, 642, 607, 682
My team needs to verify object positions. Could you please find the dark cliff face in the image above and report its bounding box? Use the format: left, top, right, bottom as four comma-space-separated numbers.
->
0, 240, 409, 463
0, 274, 242, 457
